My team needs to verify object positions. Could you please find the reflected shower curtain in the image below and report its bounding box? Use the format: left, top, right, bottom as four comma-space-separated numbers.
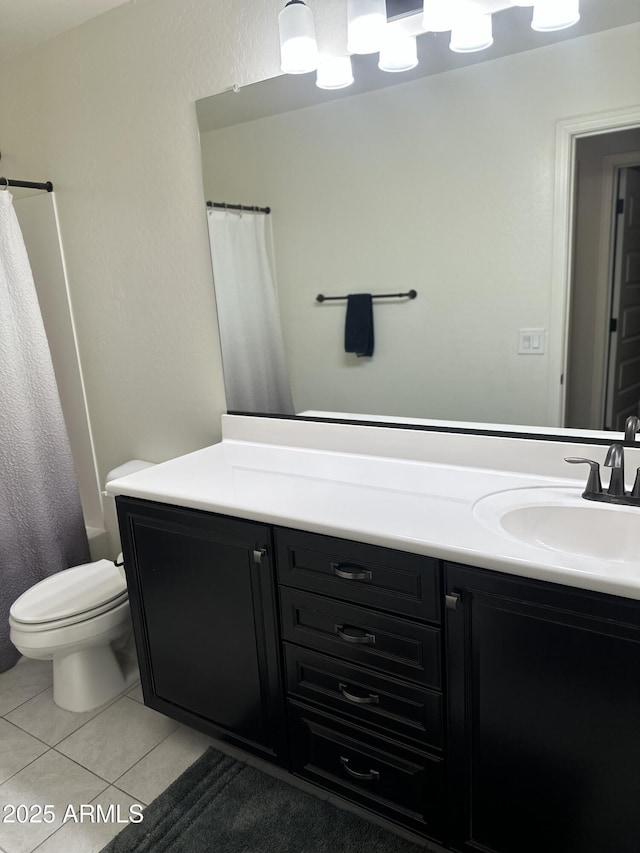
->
0, 190, 89, 672
207, 209, 294, 414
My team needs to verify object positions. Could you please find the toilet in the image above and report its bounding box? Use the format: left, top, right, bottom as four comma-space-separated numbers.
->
9, 460, 155, 713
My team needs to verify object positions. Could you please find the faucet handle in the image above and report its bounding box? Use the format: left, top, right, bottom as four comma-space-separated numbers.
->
564, 457, 602, 494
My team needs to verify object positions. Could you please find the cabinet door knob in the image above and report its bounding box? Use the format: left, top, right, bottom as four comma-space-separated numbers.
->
253, 549, 267, 565
331, 562, 372, 581
338, 683, 379, 705
335, 624, 376, 645
339, 756, 380, 781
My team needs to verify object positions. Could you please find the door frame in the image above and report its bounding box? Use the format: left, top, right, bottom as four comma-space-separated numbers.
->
550, 107, 640, 426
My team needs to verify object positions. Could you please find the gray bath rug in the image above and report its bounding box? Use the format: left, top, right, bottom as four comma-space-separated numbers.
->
100, 746, 425, 852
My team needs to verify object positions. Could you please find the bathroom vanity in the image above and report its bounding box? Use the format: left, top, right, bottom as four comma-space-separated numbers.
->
109, 417, 640, 853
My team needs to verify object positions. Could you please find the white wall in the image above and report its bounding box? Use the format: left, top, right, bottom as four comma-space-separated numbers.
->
200, 23, 640, 427
0, 1, 637, 544
0, 0, 317, 547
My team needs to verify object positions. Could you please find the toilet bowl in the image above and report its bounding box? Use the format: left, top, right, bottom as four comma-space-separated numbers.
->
9, 459, 155, 713
9, 558, 136, 712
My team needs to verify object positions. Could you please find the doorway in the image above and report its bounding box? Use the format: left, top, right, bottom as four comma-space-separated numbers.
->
564, 128, 640, 430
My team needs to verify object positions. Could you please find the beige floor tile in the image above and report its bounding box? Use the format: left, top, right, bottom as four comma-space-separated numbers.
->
125, 683, 143, 704
34, 786, 144, 853
0, 750, 107, 853
0, 660, 52, 717
5, 689, 111, 748
55, 696, 177, 783
0, 719, 48, 786
115, 724, 214, 805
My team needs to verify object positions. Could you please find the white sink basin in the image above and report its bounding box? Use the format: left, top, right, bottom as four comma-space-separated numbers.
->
473, 487, 640, 563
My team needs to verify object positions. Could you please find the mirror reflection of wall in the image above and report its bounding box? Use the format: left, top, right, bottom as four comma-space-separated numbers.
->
198, 7, 640, 431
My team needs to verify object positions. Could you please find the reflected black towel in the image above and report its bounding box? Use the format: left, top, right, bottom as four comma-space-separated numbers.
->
344, 293, 374, 357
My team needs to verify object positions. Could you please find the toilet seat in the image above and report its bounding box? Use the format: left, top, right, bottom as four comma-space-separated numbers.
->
10, 560, 128, 630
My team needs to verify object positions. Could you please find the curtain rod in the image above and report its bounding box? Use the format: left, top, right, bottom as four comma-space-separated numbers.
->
0, 177, 54, 192
207, 201, 270, 214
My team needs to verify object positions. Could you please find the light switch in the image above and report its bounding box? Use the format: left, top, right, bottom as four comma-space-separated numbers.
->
518, 328, 546, 355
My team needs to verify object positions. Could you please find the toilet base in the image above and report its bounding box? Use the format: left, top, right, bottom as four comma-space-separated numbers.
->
53, 642, 138, 712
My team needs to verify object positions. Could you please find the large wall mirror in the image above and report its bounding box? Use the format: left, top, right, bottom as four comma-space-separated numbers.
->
197, 0, 640, 440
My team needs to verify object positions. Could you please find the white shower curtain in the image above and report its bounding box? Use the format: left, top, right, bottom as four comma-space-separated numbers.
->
207, 209, 294, 414
0, 190, 90, 672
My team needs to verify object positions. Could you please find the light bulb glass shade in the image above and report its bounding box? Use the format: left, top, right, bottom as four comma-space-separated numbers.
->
279, 1, 318, 74
450, 12, 493, 52
347, 0, 387, 54
378, 30, 418, 72
316, 55, 354, 89
531, 0, 580, 31
422, 0, 465, 32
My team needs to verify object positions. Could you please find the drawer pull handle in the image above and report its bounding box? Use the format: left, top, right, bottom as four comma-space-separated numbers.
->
335, 625, 376, 645
340, 756, 380, 782
331, 562, 372, 581
339, 683, 379, 705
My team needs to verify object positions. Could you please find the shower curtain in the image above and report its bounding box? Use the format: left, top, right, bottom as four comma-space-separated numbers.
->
0, 190, 90, 672
207, 209, 294, 414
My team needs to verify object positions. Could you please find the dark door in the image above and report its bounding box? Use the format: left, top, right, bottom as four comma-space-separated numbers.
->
117, 497, 285, 763
446, 563, 640, 853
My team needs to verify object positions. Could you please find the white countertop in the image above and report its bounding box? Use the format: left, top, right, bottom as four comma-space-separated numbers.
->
106, 439, 640, 602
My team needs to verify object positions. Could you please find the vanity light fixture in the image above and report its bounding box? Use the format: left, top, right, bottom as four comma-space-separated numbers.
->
378, 29, 418, 72
278, 0, 319, 74
450, 12, 493, 52
316, 55, 355, 89
531, 0, 580, 32
347, 0, 388, 54
278, 0, 582, 82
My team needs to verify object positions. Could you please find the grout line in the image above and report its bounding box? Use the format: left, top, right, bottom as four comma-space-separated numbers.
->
49, 749, 114, 789
0, 745, 53, 789
110, 782, 148, 807
52, 698, 179, 787
0, 682, 53, 720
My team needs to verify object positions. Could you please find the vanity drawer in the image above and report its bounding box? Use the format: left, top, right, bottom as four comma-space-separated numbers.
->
289, 700, 444, 840
276, 528, 440, 623
284, 644, 443, 750
280, 588, 441, 688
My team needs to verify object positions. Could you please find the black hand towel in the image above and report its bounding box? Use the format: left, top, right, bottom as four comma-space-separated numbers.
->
344, 293, 374, 357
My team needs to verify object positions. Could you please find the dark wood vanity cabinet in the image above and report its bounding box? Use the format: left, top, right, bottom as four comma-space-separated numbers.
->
115, 497, 286, 763
445, 562, 640, 853
116, 496, 640, 852
277, 527, 445, 841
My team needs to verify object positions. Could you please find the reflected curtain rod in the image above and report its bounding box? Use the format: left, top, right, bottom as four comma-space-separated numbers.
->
207, 201, 270, 214
0, 177, 53, 192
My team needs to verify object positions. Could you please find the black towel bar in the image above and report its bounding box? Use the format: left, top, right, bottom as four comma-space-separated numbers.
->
316, 290, 417, 302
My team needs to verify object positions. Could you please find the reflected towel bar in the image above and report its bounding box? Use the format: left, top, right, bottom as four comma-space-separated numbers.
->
316, 290, 417, 302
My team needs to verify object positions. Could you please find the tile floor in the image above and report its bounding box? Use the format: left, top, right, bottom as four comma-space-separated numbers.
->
0, 658, 216, 853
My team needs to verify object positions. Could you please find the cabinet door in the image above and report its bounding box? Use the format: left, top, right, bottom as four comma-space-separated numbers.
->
446, 563, 640, 853
117, 497, 285, 763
